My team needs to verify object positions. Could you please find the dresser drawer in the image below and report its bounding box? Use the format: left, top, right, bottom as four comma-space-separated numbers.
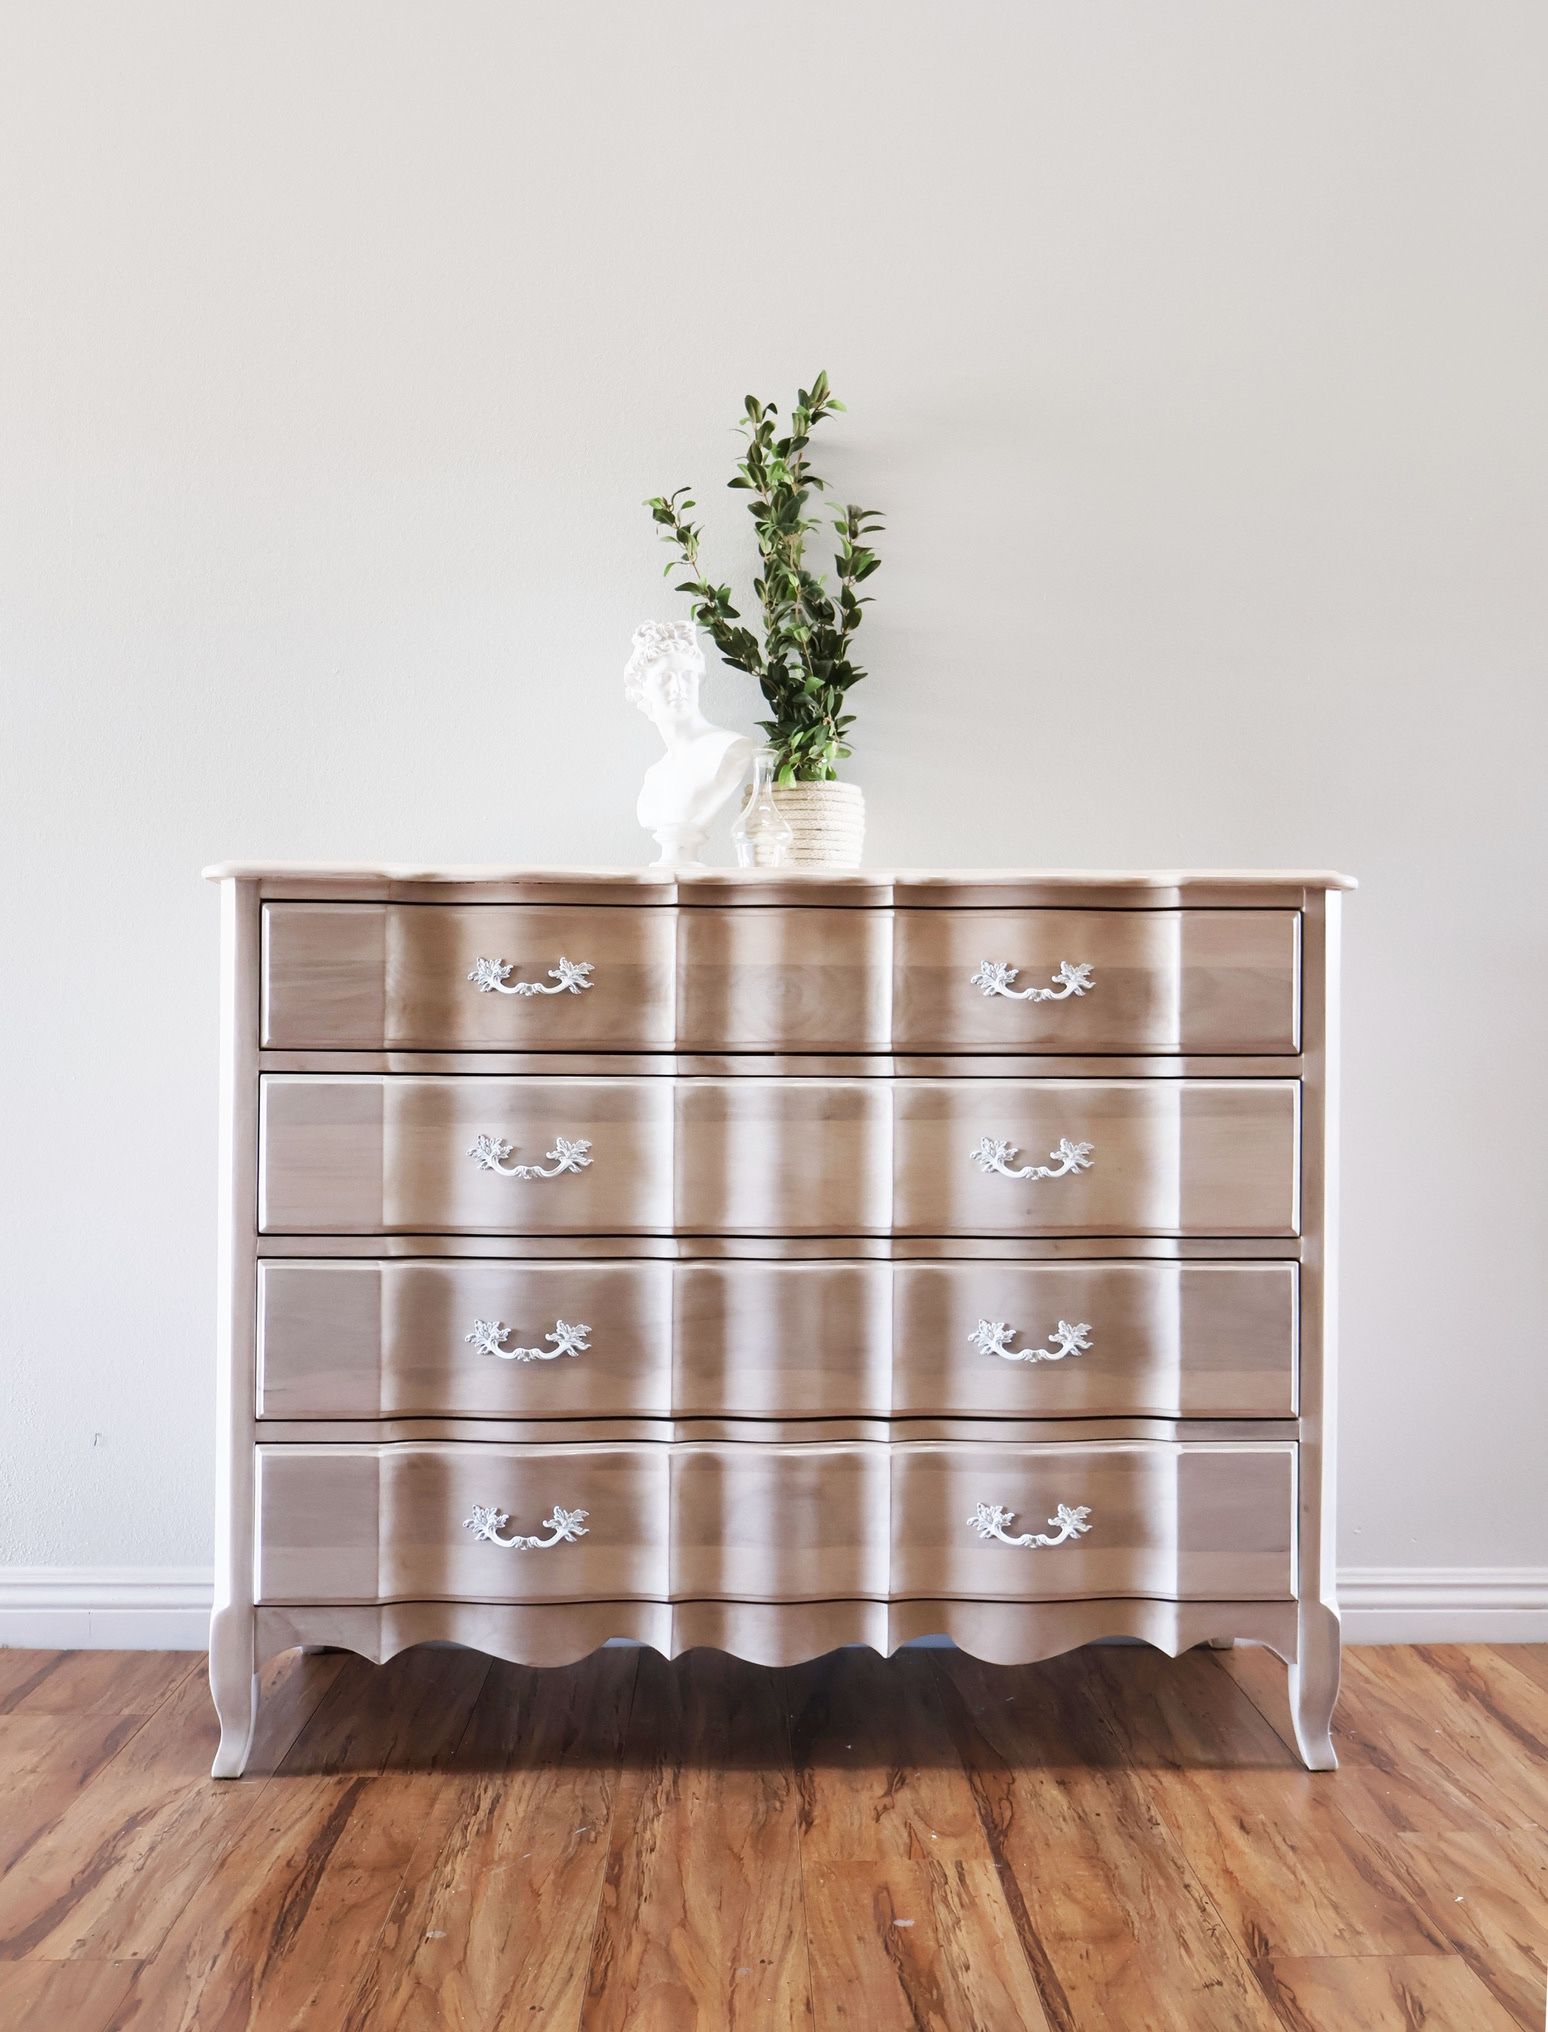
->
262, 903, 678, 1050
258, 1076, 674, 1234
255, 1443, 669, 1603
893, 908, 1300, 1053
892, 1262, 1297, 1417
891, 1441, 1296, 1602
262, 902, 1300, 1055
670, 1443, 890, 1601
256, 1261, 673, 1418
893, 1078, 1299, 1237
260, 1075, 1298, 1238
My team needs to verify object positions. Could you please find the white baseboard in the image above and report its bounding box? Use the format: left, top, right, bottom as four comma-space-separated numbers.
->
1, 1565, 1544, 1651
0, 1569, 213, 1651
1338, 1567, 1548, 1644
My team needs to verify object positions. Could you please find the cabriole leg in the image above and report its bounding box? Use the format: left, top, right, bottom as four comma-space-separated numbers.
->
1289, 1601, 1340, 1771
209, 1602, 259, 1778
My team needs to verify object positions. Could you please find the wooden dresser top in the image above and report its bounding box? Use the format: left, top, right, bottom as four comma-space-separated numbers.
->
205, 865, 1356, 908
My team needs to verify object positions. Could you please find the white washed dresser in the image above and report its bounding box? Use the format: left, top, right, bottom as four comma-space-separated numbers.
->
206, 865, 1351, 1775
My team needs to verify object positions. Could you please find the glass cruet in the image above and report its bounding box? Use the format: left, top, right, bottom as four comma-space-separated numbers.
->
731, 747, 794, 868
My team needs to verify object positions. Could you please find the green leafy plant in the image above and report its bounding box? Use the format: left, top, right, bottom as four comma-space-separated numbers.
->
646, 371, 883, 784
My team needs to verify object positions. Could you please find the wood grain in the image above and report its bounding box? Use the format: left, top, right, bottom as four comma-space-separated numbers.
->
0, 1711, 150, 1878
262, 901, 679, 1051
803, 1857, 1056, 2031
0, 1960, 141, 2031
892, 905, 1300, 1054
677, 901, 892, 1050
0, 1649, 196, 1717
784, 1647, 990, 1864
1254, 1952, 1522, 2031
0, 1650, 340, 1962
115, 1648, 490, 2028
1365, 1827, 1548, 2031
582, 1648, 812, 2031
892, 1077, 1301, 1238
255, 1441, 671, 1606
262, 897, 1308, 1056
2, 1642, 1541, 2032
1307, 1644, 1548, 1839
891, 1439, 1297, 1603
210, 863, 1357, 903
259, 1255, 1298, 1422
259, 1072, 1301, 1238
259, 1075, 675, 1236
673, 1260, 893, 1418
1146, 1770, 1450, 1962
252, 1436, 1297, 1613
347, 1648, 638, 2032
1076, 1638, 1296, 1769
1491, 1643, 1548, 1705
893, 1259, 1298, 1419
670, 1442, 891, 1603
929, 1647, 1285, 2031
258, 1257, 675, 1420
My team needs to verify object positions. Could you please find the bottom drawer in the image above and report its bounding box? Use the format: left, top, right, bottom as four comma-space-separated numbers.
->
891, 1441, 1296, 1602
257, 1438, 1296, 1607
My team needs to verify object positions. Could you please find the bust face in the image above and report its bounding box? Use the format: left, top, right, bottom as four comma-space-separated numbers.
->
625, 621, 706, 728
635, 648, 701, 721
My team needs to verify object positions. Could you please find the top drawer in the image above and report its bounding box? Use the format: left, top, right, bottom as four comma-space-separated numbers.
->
261, 903, 1300, 1056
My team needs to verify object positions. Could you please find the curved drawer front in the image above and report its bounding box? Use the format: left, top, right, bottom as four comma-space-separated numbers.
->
258, 1076, 674, 1234
892, 1262, 1297, 1417
262, 901, 1298, 1055
891, 1442, 1296, 1602
894, 1078, 1300, 1237
261, 903, 677, 1051
674, 1263, 892, 1418
256, 1444, 669, 1604
256, 1439, 1295, 1608
893, 908, 1300, 1053
673, 1080, 891, 1235
257, 1261, 673, 1419
260, 1077, 1296, 1238
676, 907, 891, 1051
670, 1444, 890, 1602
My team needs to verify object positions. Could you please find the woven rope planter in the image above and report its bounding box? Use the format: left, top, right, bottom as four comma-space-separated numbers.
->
770, 781, 866, 869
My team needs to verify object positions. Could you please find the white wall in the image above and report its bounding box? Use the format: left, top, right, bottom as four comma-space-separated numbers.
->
2, 3, 1545, 1637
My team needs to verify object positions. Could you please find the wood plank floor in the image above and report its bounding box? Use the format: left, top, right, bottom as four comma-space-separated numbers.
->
0, 1643, 1542, 2031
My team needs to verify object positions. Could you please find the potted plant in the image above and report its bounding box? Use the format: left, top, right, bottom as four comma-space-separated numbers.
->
646, 372, 883, 866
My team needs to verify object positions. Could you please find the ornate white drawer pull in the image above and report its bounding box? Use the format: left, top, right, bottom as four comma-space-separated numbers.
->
465, 1317, 592, 1362
463, 1503, 590, 1550
970, 1318, 1092, 1364
467, 955, 594, 997
970, 960, 1094, 1002
971, 1135, 1093, 1181
468, 1134, 593, 1180
968, 1501, 1092, 1549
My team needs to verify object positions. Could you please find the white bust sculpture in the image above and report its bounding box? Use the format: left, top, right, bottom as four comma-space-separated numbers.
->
626, 620, 756, 868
